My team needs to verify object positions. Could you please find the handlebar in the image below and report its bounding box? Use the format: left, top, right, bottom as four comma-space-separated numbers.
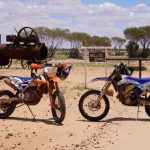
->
30, 62, 72, 78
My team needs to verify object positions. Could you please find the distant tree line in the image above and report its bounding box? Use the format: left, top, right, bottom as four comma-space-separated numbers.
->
35, 27, 111, 58
34, 25, 150, 59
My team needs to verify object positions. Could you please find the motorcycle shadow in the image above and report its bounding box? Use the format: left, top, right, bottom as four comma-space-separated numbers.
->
7, 117, 63, 126
101, 117, 150, 122
78, 117, 150, 123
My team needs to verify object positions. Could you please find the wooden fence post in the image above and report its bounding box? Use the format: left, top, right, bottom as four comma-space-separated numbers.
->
139, 59, 142, 78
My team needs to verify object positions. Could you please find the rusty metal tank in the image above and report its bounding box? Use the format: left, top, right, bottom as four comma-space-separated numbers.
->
0, 27, 48, 65
0, 43, 48, 65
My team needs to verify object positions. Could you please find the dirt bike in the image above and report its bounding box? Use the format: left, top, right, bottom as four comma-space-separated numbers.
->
79, 62, 150, 121
0, 63, 72, 124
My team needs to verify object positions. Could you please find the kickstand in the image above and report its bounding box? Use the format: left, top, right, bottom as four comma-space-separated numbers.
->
135, 94, 141, 121
26, 105, 36, 119
136, 105, 140, 121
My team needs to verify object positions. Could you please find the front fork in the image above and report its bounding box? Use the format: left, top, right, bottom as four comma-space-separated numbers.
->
98, 81, 112, 102
49, 82, 59, 108
97, 75, 115, 105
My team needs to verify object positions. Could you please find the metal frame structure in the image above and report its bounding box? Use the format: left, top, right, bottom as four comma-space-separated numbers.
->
79, 46, 150, 88
0, 27, 48, 68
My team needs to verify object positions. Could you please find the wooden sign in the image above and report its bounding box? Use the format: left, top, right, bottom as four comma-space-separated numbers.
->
89, 52, 105, 62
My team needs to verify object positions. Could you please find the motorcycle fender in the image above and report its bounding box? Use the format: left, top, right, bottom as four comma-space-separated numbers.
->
90, 77, 109, 83
51, 77, 61, 83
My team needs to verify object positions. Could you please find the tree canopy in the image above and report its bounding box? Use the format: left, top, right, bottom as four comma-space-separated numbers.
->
112, 37, 126, 50
66, 32, 91, 48
89, 36, 111, 47
34, 25, 150, 59
124, 26, 150, 57
35, 26, 70, 57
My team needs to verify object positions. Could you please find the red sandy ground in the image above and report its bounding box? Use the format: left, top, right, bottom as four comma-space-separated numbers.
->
0, 59, 150, 150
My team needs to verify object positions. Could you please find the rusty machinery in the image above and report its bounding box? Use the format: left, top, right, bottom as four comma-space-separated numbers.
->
0, 27, 48, 68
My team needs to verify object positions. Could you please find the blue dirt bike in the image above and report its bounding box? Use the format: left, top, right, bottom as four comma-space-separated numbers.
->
79, 63, 150, 121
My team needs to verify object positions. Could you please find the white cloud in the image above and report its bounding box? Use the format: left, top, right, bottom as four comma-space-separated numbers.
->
0, 1, 4, 9
0, 0, 150, 43
133, 3, 150, 12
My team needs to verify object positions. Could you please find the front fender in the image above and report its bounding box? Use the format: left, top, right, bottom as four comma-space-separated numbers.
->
51, 77, 61, 83
90, 77, 109, 83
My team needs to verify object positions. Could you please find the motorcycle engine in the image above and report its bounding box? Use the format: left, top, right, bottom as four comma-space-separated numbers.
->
118, 83, 137, 105
22, 89, 39, 102
124, 94, 136, 105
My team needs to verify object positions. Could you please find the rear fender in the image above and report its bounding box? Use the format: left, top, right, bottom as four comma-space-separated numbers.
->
90, 77, 109, 83
0, 75, 9, 80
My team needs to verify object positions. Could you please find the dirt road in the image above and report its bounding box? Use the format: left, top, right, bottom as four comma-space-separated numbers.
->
0, 60, 150, 150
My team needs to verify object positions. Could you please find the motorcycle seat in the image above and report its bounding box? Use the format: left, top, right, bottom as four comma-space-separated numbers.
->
10, 76, 33, 83
125, 76, 150, 84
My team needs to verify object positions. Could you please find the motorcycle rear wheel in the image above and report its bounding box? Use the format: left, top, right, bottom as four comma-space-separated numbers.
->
51, 91, 66, 124
0, 90, 16, 119
79, 90, 110, 121
145, 105, 150, 117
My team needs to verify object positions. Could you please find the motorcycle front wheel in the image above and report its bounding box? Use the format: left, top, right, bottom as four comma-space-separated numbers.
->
0, 90, 16, 119
79, 90, 110, 121
51, 91, 66, 124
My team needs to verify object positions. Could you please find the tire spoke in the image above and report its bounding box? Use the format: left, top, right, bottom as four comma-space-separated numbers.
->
79, 90, 110, 121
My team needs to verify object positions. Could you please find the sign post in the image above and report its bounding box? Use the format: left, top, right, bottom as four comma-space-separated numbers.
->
105, 48, 108, 81
79, 46, 112, 89
84, 48, 88, 88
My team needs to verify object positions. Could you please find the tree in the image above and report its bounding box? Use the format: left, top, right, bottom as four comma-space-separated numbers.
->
35, 27, 70, 57
67, 32, 91, 49
90, 36, 111, 47
138, 26, 150, 57
126, 41, 139, 58
124, 27, 143, 43
67, 32, 91, 58
124, 26, 150, 57
111, 37, 126, 55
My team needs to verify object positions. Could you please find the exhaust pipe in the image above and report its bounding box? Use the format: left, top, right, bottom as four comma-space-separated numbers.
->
0, 98, 24, 103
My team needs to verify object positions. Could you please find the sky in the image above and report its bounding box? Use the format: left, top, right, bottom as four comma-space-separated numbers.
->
0, 0, 150, 43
